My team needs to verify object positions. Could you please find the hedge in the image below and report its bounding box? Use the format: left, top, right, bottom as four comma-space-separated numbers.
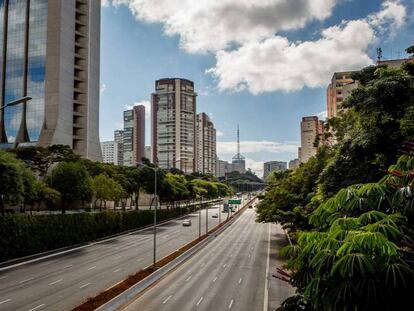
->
0, 208, 190, 262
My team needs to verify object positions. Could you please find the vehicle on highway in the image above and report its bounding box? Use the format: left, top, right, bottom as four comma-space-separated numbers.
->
248, 205, 253, 209
182, 219, 192, 226
212, 213, 218, 218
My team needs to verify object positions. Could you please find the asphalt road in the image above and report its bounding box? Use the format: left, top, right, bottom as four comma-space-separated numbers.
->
0, 204, 237, 311
122, 205, 294, 311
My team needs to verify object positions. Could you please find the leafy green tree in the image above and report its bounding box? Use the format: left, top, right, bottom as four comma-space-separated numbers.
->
30, 181, 61, 211
92, 173, 125, 209
279, 156, 414, 311
49, 161, 93, 212
0, 151, 35, 215
320, 65, 414, 196
256, 147, 333, 232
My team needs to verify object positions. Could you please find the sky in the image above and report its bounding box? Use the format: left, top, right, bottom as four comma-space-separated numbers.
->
99, 0, 414, 177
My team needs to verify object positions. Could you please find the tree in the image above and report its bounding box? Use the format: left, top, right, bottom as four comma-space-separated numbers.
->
0, 151, 35, 215
92, 174, 125, 209
12, 145, 80, 178
320, 65, 414, 196
278, 156, 414, 311
49, 161, 93, 212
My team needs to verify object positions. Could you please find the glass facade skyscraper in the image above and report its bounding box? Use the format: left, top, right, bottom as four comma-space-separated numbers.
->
0, 0, 47, 145
0, 0, 102, 161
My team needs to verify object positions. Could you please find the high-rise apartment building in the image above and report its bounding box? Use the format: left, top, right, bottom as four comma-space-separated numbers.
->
123, 105, 145, 166
216, 159, 235, 178
299, 116, 324, 163
263, 161, 287, 180
0, 0, 102, 160
151, 78, 196, 173
326, 71, 358, 118
114, 129, 124, 166
196, 112, 216, 175
101, 141, 118, 164
289, 158, 300, 170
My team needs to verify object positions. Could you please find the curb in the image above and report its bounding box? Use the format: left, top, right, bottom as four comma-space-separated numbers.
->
0, 199, 222, 271
95, 197, 257, 311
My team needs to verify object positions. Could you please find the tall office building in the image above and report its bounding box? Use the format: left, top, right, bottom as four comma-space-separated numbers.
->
0, 0, 102, 160
123, 105, 145, 166
263, 161, 287, 180
114, 129, 124, 166
326, 71, 358, 118
196, 112, 216, 175
151, 78, 196, 173
101, 141, 118, 164
299, 116, 324, 163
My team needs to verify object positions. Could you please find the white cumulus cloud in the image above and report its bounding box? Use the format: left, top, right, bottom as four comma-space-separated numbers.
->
111, 0, 406, 94
112, 0, 338, 54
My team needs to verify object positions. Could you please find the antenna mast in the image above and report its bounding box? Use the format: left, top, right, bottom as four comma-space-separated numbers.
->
237, 124, 240, 157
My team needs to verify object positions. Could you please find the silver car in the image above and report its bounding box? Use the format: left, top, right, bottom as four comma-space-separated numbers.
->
182, 219, 192, 226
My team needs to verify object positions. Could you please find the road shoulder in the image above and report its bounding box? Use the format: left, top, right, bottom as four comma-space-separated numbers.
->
268, 223, 295, 310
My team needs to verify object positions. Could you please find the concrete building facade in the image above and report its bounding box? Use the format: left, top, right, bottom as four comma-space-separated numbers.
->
196, 112, 216, 175
101, 141, 118, 164
0, 0, 102, 160
263, 161, 287, 180
123, 105, 145, 166
114, 129, 124, 166
326, 71, 358, 118
289, 158, 300, 170
299, 116, 324, 163
216, 159, 235, 178
151, 78, 196, 173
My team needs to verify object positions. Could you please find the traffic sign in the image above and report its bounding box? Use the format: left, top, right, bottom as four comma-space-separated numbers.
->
228, 199, 241, 204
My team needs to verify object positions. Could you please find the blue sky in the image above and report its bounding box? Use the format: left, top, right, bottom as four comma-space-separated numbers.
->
99, 0, 413, 176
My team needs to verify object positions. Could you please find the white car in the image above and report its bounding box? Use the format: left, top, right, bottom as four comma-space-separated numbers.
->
182, 219, 192, 226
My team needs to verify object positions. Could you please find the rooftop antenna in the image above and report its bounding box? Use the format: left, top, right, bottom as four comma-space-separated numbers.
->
376, 47, 383, 61
237, 124, 240, 157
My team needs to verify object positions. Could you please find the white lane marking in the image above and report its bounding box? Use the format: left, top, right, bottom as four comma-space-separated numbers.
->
0, 299, 11, 305
196, 297, 203, 306
185, 275, 192, 282
19, 277, 34, 284
28, 303, 45, 311
80, 282, 90, 289
48, 279, 63, 285
212, 276, 218, 283
163, 295, 172, 304
87, 266, 97, 270
0, 275, 8, 280
238, 278, 242, 284
228, 299, 234, 309
223, 264, 227, 268
113, 268, 121, 273
263, 223, 271, 311
63, 264, 73, 269
248, 253, 251, 258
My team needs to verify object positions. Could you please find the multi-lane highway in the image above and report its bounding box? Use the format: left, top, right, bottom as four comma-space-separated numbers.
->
122, 206, 294, 311
0, 205, 230, 311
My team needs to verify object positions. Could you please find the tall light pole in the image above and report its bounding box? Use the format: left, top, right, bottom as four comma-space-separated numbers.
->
138, 163, 158, 268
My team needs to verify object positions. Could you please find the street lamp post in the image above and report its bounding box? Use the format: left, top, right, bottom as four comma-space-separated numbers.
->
0, 96, 32, 111
138, 163, 158, 268
198, 197, 202, 238
205, 200, 208, 234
